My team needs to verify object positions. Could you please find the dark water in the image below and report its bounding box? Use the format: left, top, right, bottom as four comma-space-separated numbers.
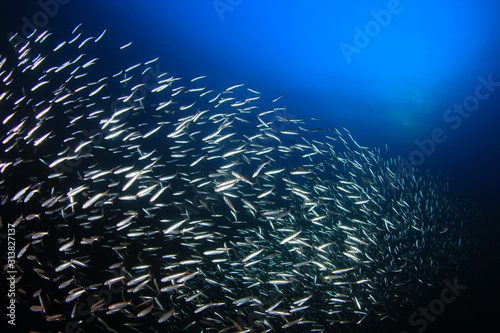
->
1, 1, 499, 332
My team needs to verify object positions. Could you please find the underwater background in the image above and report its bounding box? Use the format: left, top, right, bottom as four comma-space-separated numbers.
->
1, 1, 499, 332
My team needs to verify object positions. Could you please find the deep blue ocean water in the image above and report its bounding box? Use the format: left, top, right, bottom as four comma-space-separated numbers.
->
1, 1, 499, 332
2, 1, 500, 209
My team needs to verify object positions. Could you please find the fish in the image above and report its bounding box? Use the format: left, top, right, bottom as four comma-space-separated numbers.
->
12, 185, 31, 201
279, 230, 301, 245
119, 42, 132, 49
94, 29, 107, 43
65, 288, 86, 303
31, 80, 50, 92
242, 248, 264, 262
59, 236, 75, 252
82, 191, 109, 209
88, 83, 107, 97
272, 94, 284, 102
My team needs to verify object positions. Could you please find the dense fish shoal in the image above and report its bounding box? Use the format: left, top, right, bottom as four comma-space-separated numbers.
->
0, 25, 477, 332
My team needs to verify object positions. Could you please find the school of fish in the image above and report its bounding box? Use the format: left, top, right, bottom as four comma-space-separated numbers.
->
0, 25, 477, 332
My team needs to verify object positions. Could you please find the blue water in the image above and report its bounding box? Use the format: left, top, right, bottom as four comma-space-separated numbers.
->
3, 0, 499, 208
